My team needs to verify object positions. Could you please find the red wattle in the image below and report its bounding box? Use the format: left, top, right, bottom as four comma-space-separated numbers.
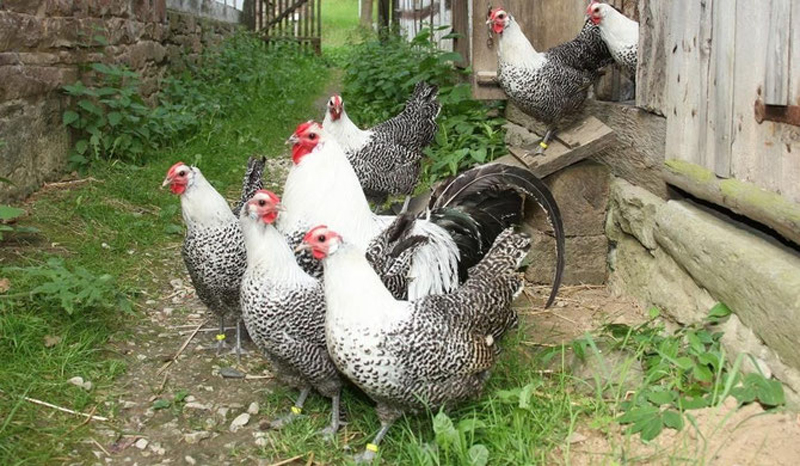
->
170, 183, 186, 195
261, 211, 277, 224
312, 249, 327, 260
292, 144, 311, 164
492, 22, 504, 34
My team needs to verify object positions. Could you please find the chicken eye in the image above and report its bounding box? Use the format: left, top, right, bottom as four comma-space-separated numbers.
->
497, 13, 505, 19
309, 133, 317, 140
318, 234, 326, 242
258, 199, 266, 207
178, 170, 186, 177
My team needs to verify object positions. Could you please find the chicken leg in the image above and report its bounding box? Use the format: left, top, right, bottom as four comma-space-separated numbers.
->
353, 405, 402, 463
317, 392, 342, 440
214, 316, 228, 354
270, 387, 310, 429
534, 128, 555, 155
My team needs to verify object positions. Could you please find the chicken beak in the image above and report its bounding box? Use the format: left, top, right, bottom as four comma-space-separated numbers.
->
276, 203, 287, 212
161, 176, 172, 189
286, 134, 299, 146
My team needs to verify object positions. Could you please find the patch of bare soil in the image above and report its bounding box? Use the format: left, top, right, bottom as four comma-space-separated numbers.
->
562, 397, 800, 466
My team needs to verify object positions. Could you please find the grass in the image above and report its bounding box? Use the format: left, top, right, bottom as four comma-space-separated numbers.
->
0, 38, 329, 465
321, 0, 363, 53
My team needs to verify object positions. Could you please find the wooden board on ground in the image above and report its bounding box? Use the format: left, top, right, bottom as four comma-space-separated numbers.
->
498, 116, 615, 178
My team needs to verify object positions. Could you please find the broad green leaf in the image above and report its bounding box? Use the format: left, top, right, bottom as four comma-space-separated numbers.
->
62, 111, 79, 126
647, 390, 676, 406
639, 415, 664, 441
75, 140, 88, 155
0, 205, 25, 221
617, 405, 659, 424
674, 356, 694, 370
467, 444, 489, 466
107, 111, 122, 126
432, 410, 458, 449
693, 363, 714, 383
662, 410, 684, 431
458, 418, 487, 435
152, 399, 171, 410
708, 302, 732, 319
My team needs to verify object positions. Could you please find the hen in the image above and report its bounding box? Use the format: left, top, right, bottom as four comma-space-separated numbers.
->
587, 2, 639, 77
238, 190, 343, 435
162, 157, 264, 358
300, 224, 530, 462
322, 82, 440, 207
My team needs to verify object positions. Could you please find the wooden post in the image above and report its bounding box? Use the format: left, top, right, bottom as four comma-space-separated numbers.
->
361, 0, 373, 28
378, 0, 390, 28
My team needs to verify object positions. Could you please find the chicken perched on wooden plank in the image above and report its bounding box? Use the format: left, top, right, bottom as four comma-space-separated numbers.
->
162, 157, 265, 358
300, 224, 530, 463
487, 7, 610, 154
587, 2, 639, 77
322, 82, 440, 207
238, 190, 343, 436
280, 122, 564, 306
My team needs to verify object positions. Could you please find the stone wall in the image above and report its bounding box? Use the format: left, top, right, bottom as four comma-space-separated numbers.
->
607, 178, 800, 407
0, 0, 240, 200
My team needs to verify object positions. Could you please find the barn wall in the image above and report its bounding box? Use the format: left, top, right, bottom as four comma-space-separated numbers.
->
396, 0, 453, 51
641, 0, 800, 204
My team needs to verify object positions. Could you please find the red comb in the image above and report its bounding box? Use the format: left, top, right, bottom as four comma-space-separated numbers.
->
303, 225, 329, 243
255, 189, 281, 204
167, 161, 186, 178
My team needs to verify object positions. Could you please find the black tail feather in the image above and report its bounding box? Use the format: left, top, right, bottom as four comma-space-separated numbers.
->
233, 156, 266, 216
428, 164, 565, 308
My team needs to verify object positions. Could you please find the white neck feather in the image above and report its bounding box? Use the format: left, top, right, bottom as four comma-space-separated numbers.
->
323, 109, 372, 153
180, 169, 235, 228
323, 244, 406, 325
498, 19, 546, 69
278, 139, 380, 248
240, 216, 314, 284
598, 9, 639, 50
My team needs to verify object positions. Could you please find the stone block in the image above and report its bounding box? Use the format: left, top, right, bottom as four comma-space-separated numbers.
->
654, 200, 800, 370
606, 228, 716, 325
525, 160, 611, 238
524, 231, 608, 285
0, 65, 78, 100
2, 0, 47, 14
607, 177, 662, 250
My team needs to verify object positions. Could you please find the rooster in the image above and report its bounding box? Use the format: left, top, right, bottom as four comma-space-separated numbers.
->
238, 190, 343, 436
587, 2, 639, 77
487, 7, 610, 154
162, 157, 265, 358
280, 121, 564, 305
322, 82, 440, 207
299, 224, 530, 462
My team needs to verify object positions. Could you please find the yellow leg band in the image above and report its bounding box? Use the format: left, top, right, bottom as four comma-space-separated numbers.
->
215, 333, 226, 341
291, 406, 302, 415
539, 141, 549, 149
366, 443, 379, 453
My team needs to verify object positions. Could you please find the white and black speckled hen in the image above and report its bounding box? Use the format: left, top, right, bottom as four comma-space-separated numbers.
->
322, 82, 440, 207
162, 157, 265, 358
279, 121, 565, 306
487, 7, 612, 154
587, 1, 639, 78
238, 190, 343, 435
300, 223, 530, 463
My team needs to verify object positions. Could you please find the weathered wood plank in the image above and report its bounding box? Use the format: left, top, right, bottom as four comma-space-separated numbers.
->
503, 116, 616, 178
636, 0, 669, 114
764, 0, 791, 105
663, 0, 713, 169
663, 159, 800, 247
706, 0, 736, 178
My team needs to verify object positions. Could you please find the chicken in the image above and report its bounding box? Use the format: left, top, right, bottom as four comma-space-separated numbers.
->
487, 7, 608, 154
238, 190, 343, 436
162, 157, 265, 358
299, 224, 530, 462
279, 121, 564, 306
587, 2, 639, 77
322, 82, 440, 207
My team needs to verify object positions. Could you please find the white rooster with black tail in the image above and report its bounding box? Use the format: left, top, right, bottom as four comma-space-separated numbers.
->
322, 82, 440, 207
487, 7, 606, 154
587, 2, 639, 77
162, 157, 265, 359
300, 225, 530, 463
279, 121, 565, 306
238, 190, 343, 436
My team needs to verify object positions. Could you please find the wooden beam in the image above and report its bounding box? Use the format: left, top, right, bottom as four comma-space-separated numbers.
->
267, 0, 307, 28
360, 0, 373, 27
764, 0, 791, 105
501, 116, 616, 178
663, 159, 800, 247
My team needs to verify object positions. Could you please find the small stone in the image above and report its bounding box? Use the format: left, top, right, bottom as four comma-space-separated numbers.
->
134, 438, 149, 450
68, 376, 85, 387
183, 431, 210, 444
185, 456, 196, 465
162, 307, 174, 316
247, 402, 259, 415
149, 443, 165, 455
185, 402, 210, 411
185, 395, 196, 403
136, 354, 147, 361
121, 400, 137, 409
83, 381, 93, 391
567, 432, 587, 444
217, 407, 229, 419
229, 413, 250, 433
254, 436, 268, 448
169, 278, 183, 289
219, 367, 245, 379
101, 242, 110, 249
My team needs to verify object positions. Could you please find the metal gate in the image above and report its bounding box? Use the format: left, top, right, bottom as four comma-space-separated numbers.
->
252, 0, 322, 53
